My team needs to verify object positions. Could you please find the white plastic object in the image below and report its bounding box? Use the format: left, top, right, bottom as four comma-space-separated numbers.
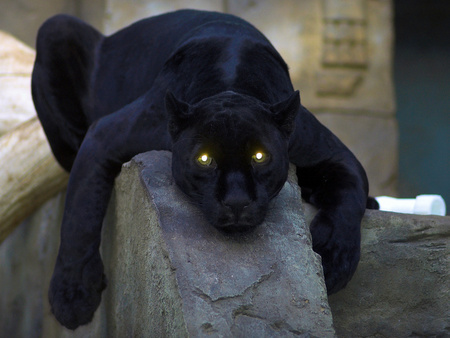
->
375, 195, 446, 216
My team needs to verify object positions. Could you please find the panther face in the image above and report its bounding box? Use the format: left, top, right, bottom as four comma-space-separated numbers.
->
166, 90, 299, 232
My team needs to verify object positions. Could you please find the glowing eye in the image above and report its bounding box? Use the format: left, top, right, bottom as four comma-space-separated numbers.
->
197, 154, 213, 166
252, 152, 268, 164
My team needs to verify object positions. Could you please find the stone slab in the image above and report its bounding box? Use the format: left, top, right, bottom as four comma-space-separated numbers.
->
0, 151, 335, 337
304, 204, 450, 338
103, 151, 334, 336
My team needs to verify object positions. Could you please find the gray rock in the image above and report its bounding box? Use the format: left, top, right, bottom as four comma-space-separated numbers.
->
304, 204, 450, 338
1, 150, 448, 337
0, 150, 334, 337
102, 151, 335, 337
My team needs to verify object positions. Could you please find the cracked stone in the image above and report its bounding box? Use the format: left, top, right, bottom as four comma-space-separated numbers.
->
102, 151, 335, 337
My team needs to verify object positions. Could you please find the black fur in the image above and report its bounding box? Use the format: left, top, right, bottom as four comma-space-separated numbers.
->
32, 10, 377, 330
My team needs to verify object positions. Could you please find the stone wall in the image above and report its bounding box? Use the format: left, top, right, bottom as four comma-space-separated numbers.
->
103, 0, 398, 197
0, 0, 106, 47
0, 0, 397, 196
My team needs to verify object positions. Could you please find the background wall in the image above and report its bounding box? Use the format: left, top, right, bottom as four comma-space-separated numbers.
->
0, 0, 106, 46
394, 0, 450, 214
1, 0, 400, 198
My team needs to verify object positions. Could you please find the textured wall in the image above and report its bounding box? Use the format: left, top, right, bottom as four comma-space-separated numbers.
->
100, 0, 398, 197
0, 0, 397, 196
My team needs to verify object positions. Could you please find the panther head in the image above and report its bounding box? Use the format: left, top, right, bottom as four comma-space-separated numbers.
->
166, 90, 299, 232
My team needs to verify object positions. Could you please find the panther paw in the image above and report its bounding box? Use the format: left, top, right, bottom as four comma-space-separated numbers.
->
49, 254, 107, 330
310, 210, 361, 295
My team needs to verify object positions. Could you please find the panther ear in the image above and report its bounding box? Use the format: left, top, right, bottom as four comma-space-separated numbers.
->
269, 90, 300, 136
165, 91, 191, 140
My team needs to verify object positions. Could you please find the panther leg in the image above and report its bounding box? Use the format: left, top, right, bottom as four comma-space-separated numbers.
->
32, 14, 103, 171
48, 94, 171, 329
296, 160, 367, 295
290, 106, 369, 295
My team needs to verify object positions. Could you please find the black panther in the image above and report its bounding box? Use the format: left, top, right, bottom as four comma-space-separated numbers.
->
32, 9, 377, 329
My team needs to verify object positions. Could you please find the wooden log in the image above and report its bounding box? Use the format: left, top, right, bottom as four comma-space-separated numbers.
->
0, 117, 68, 243
0, 30, 36, 137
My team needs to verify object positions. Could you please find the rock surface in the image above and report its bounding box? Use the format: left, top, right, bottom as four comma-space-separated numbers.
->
1, 151, 449, 337
328, 211, 450, 337
0, 151, 335, 337
304, 204, 450, 338
102, 151, 334, 337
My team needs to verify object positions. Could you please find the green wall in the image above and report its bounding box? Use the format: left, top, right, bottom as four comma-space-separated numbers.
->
394, 0, 450, 214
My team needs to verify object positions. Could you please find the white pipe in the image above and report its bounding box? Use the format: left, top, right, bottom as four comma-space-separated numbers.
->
375, 195, 446, 216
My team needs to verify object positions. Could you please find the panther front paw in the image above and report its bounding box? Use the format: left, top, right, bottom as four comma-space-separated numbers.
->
310, 210, 361, 295
49, 253, 107, 330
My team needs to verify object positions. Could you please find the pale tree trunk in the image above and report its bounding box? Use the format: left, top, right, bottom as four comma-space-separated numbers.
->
0, 117, 68, 243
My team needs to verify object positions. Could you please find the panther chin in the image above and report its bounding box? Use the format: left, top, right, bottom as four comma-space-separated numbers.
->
212, 206, 266, 233
215, 221, 260, 234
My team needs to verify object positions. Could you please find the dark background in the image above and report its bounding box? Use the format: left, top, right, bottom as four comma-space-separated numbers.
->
394, 0, 450, 214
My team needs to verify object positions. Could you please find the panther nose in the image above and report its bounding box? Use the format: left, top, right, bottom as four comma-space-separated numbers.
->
223, 196, 250, 219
